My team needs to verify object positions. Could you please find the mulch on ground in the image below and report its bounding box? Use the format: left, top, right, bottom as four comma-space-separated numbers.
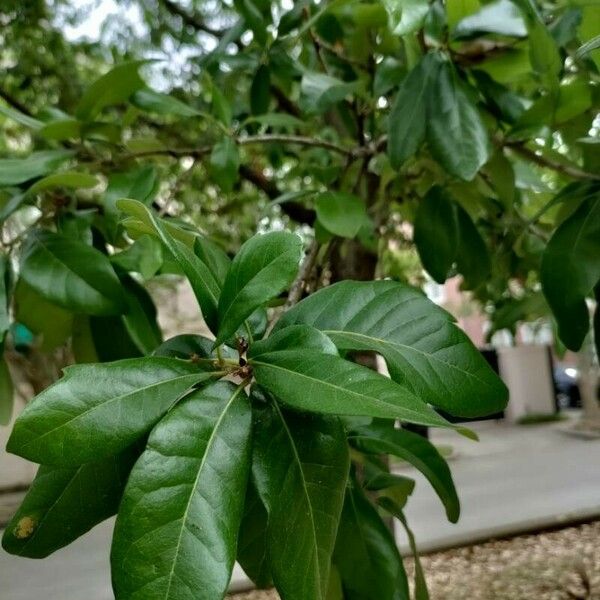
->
229, 520, 600, 599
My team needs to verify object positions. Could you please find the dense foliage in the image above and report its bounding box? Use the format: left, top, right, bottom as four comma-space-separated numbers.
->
0, 0, 598, 598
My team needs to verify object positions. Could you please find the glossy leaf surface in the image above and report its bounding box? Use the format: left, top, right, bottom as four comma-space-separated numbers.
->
252, 402, 349, 600
277, 280, 507, 418
216, 231, 302, 345
111, 382, 252, 600
7, 357, 215, 466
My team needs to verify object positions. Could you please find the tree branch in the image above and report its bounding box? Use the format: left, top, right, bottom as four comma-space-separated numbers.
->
506, 142, 600, 181
159, 0, 224, 37
0, 87, 34, 117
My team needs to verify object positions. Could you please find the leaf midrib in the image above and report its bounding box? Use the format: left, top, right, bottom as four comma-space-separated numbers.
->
252, 357, 444, 425
164, 385, 243, 599
16, 371, 203, 453
273, 402, 324, 600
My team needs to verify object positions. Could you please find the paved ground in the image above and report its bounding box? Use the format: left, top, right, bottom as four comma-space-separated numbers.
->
1, 414, 599, 599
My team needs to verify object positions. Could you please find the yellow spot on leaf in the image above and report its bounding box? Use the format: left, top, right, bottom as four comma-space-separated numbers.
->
14, 516, 36, 539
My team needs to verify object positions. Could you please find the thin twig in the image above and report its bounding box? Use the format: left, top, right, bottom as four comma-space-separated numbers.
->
505, 142, 600, 181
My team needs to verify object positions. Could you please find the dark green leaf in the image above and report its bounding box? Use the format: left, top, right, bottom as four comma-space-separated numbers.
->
7, 357, 217, 466
377, 500, 429, 600
193, 236, 231, 286
300, 72, 362, 114
455, 203, 491, 289
251, 349, 456, 428
153, 334, 219, 360
0, 255, 10, 342
1, 446, 139, 558
427, 61, 490, 180
235, 0, 269, 46
131, 88, 200, 117
215, 231, 302, 346
388, 53, 441, 169
315, 192, 369, 238
111, 382, 252, 600
103, 166, 158, 242
120, 274, 162, 355
27, 171, 98, 195
350, 424, 460, 522
0, 355, 13, 426
110, 235, 164, 279
414, 187, 458, 283
249, 324, 338, 357
541, 192, 600, 350
118, 199, 222, 331
252, 401, 349, 600
76, 61, 147, 120
210, 137, 240, 192
277, 280, 508, 418
20, 231, 126, 316
39, 119, 81, 141
0, 150, 74, 187
250, 65, 271, 115
14, 280, 73, 351
237, 479, 272, 588
334, 482, 409, 600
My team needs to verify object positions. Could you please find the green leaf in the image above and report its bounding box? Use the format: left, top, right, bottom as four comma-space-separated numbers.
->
235, 0, 269, 46
300, 72, 362, 114
315, 192, 369, 238
153, 334, 224, 360
250, 64, 271, 115
377, 500, 429, 600
111, 382, 252, 600
110, 235, 164, 280
0, 103, 43, 130
388, 53, 441, 169
14, 280, 73, 351
350, 424, 460, 522
19, 231, 126, 316
76, 61, 147, 120
454, 0, 526, 38
334, 482, 409, 600
39, 119, 81, 141
130, 87, 201, 117
276, 280, 508, 418
103, 166, 158, 242
414, 187, 458, 283
120, 274, 162, 355
215, 231, 302, 346
27, 171, 98, 195
0, 150, 74, 187
0, 355, 14, 426
7, 357, 217, 466
383, 0, 430, 36
210, 137, 240, 192
541, 192, 600, 350
251, 349, 456, 428
1, 447, 139, 558
237, 479, 272, 588
528, 21, 561, 88
455, 203, 491, 289
427, 60, 490, 181
117, 199, 222, 331
249, 324, 339, 357
576, 34, 600, 58
193, 236, 231, 286
0, 255, 10, 342
252, 401, 349, 600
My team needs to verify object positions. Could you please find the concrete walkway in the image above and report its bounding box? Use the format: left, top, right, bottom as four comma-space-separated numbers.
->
1, 415, 599, 599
